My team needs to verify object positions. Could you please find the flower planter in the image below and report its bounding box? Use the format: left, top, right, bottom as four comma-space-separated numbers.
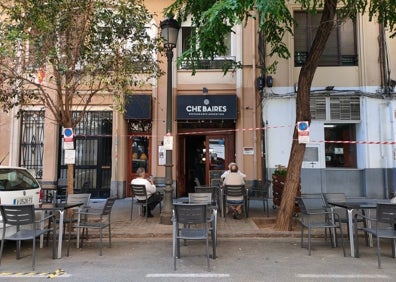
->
272, 168, 301, 213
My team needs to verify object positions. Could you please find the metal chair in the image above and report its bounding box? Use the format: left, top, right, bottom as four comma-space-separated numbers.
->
173, 203, 210, 271
75, 197, 116, 256
297, 194, 345, 256
247, 180, 271, 217
189, 193, 217, 258
66, 193, 91, 256
354, 203, 396, 268
130, 184, 161, 221
223, 184, 249, 219
0, 204, 54, 270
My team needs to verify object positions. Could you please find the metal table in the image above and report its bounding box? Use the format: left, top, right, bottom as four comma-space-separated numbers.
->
328, 199, 389, 257
36, 202, 83, 259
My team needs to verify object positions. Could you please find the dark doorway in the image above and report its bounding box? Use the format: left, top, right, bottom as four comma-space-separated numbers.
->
185, 135, 205, 195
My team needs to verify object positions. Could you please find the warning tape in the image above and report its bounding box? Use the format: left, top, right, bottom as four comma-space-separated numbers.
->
0, 268, 67, 278
66, 123, 396, 145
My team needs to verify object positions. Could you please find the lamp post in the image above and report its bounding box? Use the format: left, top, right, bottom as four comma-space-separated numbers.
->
160, 17, 180, 224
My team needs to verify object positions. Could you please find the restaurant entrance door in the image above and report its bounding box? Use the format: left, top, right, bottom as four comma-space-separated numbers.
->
178, 130, 235, 196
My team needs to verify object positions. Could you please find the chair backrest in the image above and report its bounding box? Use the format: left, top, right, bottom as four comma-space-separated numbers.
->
174, 203, 207, 225
130, 184, 147, 199
195, 186, 217, 201
299, 194, 327, 214
0, 204, 35, 226
376, 203, 396, 225
189, 193, 212, 204
262, 180, 272, 197
224, 184, 245, 197
210, 178, 222, 188
67, 193, 91, 208
323, 193, 346, 205
101, 197, 117, 216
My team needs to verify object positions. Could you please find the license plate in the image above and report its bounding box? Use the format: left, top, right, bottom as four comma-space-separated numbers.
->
14, 196, 33, 205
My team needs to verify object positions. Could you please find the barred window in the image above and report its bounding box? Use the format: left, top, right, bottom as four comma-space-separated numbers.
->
20, 111, 45, 179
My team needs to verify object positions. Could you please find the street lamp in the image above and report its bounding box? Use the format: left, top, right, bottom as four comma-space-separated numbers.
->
159, 17, 180, 224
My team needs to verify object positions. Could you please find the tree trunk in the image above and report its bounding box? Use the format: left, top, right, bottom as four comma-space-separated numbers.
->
274, 0, 338, 231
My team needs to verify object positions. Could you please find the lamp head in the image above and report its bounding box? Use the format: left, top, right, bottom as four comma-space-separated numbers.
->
160, 17, 180, 50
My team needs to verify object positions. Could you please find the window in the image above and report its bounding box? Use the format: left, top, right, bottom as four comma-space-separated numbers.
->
325, 124, 357, 168
178, 26, 235, 70
294, 11, 357, 66
20, 111, 45, 179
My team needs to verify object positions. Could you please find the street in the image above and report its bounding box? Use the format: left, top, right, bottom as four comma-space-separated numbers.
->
0, 237, 394, 281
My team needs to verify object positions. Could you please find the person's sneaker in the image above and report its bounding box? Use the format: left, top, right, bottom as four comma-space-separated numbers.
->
235, 213, 243, 220
147, 212, 154, 218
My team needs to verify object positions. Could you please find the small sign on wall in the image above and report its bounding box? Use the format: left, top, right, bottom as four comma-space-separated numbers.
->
243, 147, 254, 155
164, 135, 173, 150
158, 145, 165, 165
64, 150, 75, 164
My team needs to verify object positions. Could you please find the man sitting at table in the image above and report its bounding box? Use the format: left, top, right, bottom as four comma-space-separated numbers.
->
131, 167, 162, 217
223, 163, 245, 219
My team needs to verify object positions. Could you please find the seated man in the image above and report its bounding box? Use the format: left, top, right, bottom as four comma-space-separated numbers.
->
223, 163, 245, 219
131, 167, 162, 217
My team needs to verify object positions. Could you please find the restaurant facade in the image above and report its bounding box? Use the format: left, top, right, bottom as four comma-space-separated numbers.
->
0, 1, 395, 199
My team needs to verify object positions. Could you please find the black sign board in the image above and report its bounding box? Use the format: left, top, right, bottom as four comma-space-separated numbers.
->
176, 95, 237, 120
124, 95, 152, 120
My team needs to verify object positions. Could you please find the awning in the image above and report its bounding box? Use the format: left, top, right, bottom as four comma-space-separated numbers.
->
176, 95, 237, 120
124, 95, 152, 120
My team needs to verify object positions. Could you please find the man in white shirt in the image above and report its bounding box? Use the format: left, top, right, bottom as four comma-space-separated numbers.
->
221, 162, 246, 181
131, 167, 162, 217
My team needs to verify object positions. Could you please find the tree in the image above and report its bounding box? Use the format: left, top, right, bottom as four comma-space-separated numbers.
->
165, 0, 396, 230
0, 0, 162, 195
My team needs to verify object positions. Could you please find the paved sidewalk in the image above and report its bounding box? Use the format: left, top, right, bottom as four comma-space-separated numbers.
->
90, 198, 300, 239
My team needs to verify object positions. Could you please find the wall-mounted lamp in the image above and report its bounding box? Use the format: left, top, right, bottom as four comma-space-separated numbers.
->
202, 87, 208, 95
266, 75, 273, 88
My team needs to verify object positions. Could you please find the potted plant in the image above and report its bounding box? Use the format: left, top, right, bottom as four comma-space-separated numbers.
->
272, 165, 287, 207
272, 165, 301, 212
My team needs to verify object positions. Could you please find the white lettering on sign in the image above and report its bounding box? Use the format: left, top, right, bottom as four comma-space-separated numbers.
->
185, 105, 227, 113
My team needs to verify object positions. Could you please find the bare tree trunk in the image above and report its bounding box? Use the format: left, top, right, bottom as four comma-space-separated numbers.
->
275, 0, 338, 230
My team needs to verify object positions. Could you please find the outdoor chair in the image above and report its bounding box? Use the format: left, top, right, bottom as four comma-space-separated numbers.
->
0, 204, 54, 270
297, 194, 345, 256
223, 184, 249, 219
195, 186, 219, 210
189, 192, 217, 257
130, 184, 161, 221
75, 197, 116, 256
354, 203, 396, 268
248, 180, 271, 217
173, 203, 210, 271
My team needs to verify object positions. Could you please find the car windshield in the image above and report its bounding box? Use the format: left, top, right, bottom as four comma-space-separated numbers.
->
0, 169, 39, 191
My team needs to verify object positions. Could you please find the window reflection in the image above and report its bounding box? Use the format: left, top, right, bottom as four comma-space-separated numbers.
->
132, 136, 149, 173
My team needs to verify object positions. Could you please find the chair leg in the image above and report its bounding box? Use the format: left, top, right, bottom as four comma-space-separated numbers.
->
308, 228, 312, 256
32, 238, 36, 270
377, 236, 381, 268
130, 198, 134, 220
206, 237, 210, 272
99, 228, 103, 256
108, 224, 112, 248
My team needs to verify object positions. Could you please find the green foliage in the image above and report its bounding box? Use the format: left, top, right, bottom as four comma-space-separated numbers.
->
273, 165, 287, 177
165, 0, 396, 74
0, 0, 162, 127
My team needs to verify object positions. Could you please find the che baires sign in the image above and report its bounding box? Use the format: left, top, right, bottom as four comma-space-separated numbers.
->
176, 95, 237, 120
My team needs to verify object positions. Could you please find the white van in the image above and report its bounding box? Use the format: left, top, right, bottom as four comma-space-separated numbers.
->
0, 166, 42, 239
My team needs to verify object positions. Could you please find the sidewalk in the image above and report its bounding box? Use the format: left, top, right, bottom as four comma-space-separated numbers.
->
91, 198, 300, 239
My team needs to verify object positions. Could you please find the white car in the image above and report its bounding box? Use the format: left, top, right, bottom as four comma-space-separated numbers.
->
0, 166, 43, 239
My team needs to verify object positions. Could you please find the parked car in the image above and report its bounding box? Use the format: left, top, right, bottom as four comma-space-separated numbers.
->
0, 166, 43, 239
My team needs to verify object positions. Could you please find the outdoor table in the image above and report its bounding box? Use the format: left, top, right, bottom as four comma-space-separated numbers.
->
328, 199, 390, 257
35, 202, 83, 259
